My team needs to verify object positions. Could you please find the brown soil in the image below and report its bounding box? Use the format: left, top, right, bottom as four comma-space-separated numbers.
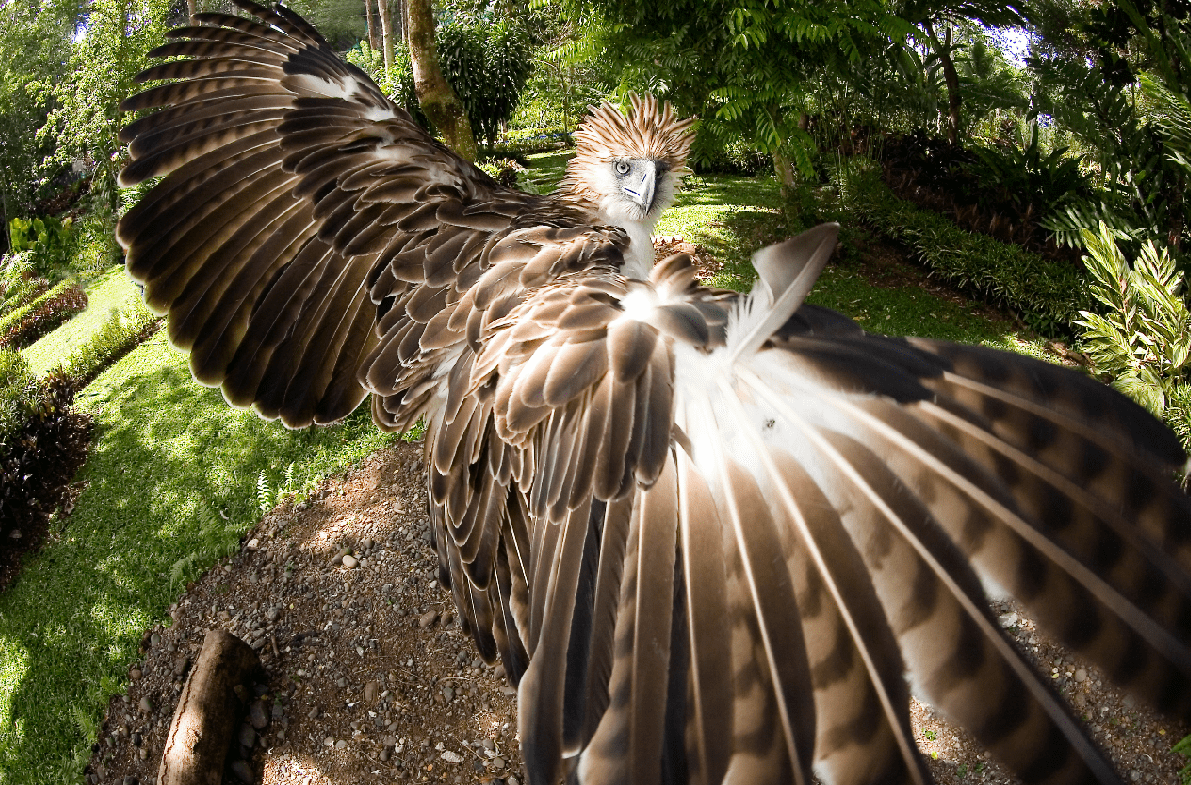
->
86, 442, 524, 785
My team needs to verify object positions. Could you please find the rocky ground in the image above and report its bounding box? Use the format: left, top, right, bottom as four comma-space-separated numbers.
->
81, 235, 1190, 785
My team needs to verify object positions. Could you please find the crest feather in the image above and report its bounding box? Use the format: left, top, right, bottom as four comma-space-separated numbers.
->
560, 93, 696, 207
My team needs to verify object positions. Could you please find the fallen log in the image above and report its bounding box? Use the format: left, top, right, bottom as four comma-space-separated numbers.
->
158, 629, 264, 785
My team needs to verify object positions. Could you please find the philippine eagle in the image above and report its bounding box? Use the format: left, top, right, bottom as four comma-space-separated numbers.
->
117, 3, 1191, 784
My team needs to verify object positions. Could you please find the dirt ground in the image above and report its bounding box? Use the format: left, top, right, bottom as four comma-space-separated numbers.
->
81, 237, 1190, 785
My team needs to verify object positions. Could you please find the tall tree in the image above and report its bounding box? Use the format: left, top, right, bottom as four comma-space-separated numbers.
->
555, 0, 911, 196
378, 0, 396, 75
408, 0, 477, 160
364, 0, 380, 52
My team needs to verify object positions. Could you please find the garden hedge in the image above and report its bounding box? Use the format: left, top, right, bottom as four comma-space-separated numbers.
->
0, 279, 88, 349
854, 183, 1089, 336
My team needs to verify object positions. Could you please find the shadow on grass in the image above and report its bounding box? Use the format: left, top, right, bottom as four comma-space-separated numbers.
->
0, 336, 394, 783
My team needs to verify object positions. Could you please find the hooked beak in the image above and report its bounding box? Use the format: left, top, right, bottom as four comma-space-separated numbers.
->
622, 160, 658, 213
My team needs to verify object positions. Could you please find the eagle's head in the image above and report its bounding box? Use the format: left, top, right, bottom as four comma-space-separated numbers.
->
559, 94, 695, 277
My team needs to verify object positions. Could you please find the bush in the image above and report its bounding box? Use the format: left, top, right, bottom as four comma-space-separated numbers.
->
0, 369, 90, 544
853, 180, 1089, 336
8, 215, 73, 279
492, 127, 572, 156
1075, 222, 1191, 417
0, 348, 40, 448
0, 279, 88, 349
477, 157, 527, 188
0, 255, 51, 318
689, 130, 771, 176
53, 303, 160, 389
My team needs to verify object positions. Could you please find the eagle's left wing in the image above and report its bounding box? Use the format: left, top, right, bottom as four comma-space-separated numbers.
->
117, 0, 616, 429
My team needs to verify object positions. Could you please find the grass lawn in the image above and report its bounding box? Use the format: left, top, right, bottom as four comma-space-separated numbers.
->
21, 266, 143, 376
0, 152, 1051, 784
0, 332, 398, 783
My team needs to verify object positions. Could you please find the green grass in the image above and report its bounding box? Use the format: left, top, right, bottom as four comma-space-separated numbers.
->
0, 332, 398, 783
22, 266, 142, 376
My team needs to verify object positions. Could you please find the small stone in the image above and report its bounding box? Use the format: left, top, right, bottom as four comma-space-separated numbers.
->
335, 739, 347, 750
324, 736, 335, 747
265, 606, 280, 622
122, 776, 138, 785
1123, 694, 1137, 709
481, 738, 495, 751
419, 610, 439, 628
138, 696, 153, 713
441, 750, 464, 764
381, 747, 392, 762
365, 681, 380, 703
1131, 772, 1141, 782
249, 700, 268, 729
272, 702, 285, 720
129, 668, 141, 680
493, 756, 506, 769
137, 748, 148, 761
231, 760, 254, 783
239, 724, 256, 748
997, 612, 1018, 628
150, 633, 161, 647
442, 686, 454, 702
131, 732, 142, 747
342, 555, 359, 569
307, 707, 322, 720
173, 656, 188, 677
336, 677, 347, 687
509, 776, 520, 785
8, 530, 20, 540
1074, 668, 1088, 683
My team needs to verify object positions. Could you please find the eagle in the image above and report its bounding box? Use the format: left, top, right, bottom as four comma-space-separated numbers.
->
116, 3, 1191, 784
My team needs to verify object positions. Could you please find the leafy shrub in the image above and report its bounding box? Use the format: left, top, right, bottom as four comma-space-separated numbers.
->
854, 181, 1089, 336
0, 255, 51, 318
0, 280, 88, 349
0, 369, 90, 544
492, 127, 572, 156
0, 348, 40, 448
477, 157, 527, 188
689, 130, 771, 175
8, 215, 73, 279
1075, 222, 1191, 417
53, 303, 160, 389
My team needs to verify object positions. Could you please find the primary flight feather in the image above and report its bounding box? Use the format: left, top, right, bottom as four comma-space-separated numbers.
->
117, 3, 1191, 784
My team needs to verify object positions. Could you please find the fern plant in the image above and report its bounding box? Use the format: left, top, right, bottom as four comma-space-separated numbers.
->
1076, 222, 1191, 415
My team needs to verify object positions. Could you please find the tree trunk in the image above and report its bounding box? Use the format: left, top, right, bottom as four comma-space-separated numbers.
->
185, 0, 196, 18
772, 148, 797, 200
408, 0, 477, 161
364, 0, 379, 53
924, 20, 961, 146
377, 0, 395, 80
157, 630, 264, 785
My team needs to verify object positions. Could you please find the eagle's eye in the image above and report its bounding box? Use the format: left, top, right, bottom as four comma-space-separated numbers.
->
614, 160, 630, 175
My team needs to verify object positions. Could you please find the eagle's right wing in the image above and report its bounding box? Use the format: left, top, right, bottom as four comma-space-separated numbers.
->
432, 224, 1191, 785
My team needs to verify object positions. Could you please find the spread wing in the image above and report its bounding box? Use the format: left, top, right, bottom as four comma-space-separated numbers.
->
117, 0, 620, 428
117, 4, 1191, 785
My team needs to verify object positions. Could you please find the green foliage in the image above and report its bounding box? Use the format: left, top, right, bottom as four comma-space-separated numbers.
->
0, 346, 40, 448
8, 215, 73, 279
854, 179, 1088, 335
476, 157, 527, 187
0, 279, 88, 349
1075, 222, 1191, 416
965, 125, 1091, 220
0, 257, 50, 319
438, 17, 535, 149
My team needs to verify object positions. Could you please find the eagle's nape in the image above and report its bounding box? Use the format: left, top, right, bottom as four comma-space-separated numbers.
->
115, 2, 1191, 784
